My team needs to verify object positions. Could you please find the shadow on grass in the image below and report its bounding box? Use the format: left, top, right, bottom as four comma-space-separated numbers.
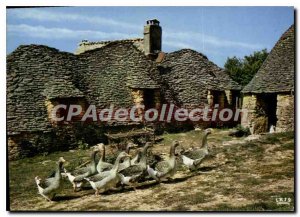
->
53, 195, 82, 201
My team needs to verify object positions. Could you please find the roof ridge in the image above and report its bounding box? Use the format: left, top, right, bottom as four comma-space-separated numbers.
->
168, 48, 208, 60
78, 38, 143, 46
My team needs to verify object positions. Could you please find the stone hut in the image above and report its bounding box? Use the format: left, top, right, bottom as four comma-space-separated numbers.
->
7, 19, 241, 159
157, 49, 241, 109
241, 25, 294, 134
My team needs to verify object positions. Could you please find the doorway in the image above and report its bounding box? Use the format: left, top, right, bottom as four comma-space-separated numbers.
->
143, 89, 155, 110
257, 93, 277, 130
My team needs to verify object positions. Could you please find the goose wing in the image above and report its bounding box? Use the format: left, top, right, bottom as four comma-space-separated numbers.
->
147, 153, 163, 168
73, 170, 92, 182
38, 178, 52, 189
183, 149, 206, 160
88, 172, 110, 182
72, 166, 90, 176
119, 164, 144, 177
97, 161, 113, 173
155, 160, 171, 174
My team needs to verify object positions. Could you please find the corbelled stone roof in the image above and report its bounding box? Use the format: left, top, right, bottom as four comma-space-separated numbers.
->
157, 49, 241, 106
43, 78, 84, 99
7, 45, 81, 134
7, 42, 159, 133
7, 42, 241, 134
77, 41, 159, 108
242, 25, 294, 93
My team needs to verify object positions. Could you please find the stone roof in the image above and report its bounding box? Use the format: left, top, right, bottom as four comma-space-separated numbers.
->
7, 42, 241, 134
77, 41, 160, 108
7, 45, 81, 134
7, 42, 160, 134
157, 49, 241, 106
242, 25, 294, 93
75, 38, 144, 54
43, 78, 84, 99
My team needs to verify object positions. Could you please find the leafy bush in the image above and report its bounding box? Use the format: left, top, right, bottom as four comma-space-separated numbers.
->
77, 140, 89, 150
229, 124, 250, 137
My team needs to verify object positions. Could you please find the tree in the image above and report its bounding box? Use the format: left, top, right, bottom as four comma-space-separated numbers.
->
224, 49, 269, 86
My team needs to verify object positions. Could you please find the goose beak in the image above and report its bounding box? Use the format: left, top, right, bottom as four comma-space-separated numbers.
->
126, 154, 132, 158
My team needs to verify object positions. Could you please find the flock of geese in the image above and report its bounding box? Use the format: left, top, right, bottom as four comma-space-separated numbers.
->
35, 129, 212, 201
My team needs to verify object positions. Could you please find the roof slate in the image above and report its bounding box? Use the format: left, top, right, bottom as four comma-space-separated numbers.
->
7, 42, 242, 133
242, 25, 294, 93
7, 45, 80, 134
156, 49, 241, 106
77, 41, 160, 108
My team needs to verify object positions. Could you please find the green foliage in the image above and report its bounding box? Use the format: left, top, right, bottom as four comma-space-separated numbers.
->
228, 124, 250, 137
236, 124, 251, 136
77, 140, 89, 150
224, 49, 269, 86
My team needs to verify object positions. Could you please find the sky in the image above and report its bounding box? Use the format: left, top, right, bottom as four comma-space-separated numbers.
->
6, 6, 294, 67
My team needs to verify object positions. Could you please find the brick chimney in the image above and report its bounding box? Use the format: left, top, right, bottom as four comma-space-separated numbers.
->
143, 19, 162, 56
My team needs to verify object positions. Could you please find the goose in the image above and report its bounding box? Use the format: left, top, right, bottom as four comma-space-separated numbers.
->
147, 141, 180, 182
35, 157, 66, 201
64, 149, 98, 191
181, 128, 212, 171
85, 151, 130, 196
96, 143, 113, 173
126, 143, 161, 168
118, 142, 153, 189
118, 142, 139, 171
86, 143, 137, 184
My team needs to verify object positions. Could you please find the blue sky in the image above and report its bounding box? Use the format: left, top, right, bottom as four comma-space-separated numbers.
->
6, 6, 294, 67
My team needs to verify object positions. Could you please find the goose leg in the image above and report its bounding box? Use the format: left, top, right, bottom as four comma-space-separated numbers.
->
72, 183, 77, 192
131, 183, 137, 191
40, 193, 52, 202
95, 189, 99, 196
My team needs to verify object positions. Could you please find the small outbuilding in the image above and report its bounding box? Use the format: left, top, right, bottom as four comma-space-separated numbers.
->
241, 25, 294, 134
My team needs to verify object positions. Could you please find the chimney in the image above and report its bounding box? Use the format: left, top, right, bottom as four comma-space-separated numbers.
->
143, 19, 162, 56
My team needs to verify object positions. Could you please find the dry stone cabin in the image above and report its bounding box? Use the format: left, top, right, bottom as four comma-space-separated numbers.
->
241, 25, 294, 134
7, 19, 241, 159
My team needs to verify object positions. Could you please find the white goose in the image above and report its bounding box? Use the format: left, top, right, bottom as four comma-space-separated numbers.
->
35, 157, 66, 201
118, 142, 152, 189
85, 151, 130, 196
118, 142, 138, 171
181, 129, 212, 171
64, 149, 98, 191
96, 143, 113, 173
147, 141, 179, 182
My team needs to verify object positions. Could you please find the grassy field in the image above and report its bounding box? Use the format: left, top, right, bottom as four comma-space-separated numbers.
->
8, 129, 294, 211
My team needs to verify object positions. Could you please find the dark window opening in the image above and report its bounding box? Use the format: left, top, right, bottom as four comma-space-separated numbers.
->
265, 94, 277, 129
257, 93, 277, 130
144, 89, 155, 110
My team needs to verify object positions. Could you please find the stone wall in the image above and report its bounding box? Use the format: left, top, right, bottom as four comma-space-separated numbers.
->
45, 98, 87, 123
8, 132, 54, 160
242, 93, 294, 134
241, 94, 257, 133
241, 94, 266, 134
131, 89, 144, 117
276, 94, 294, 132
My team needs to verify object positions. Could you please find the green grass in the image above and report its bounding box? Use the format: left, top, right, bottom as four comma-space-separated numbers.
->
8, 149, 92, 209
